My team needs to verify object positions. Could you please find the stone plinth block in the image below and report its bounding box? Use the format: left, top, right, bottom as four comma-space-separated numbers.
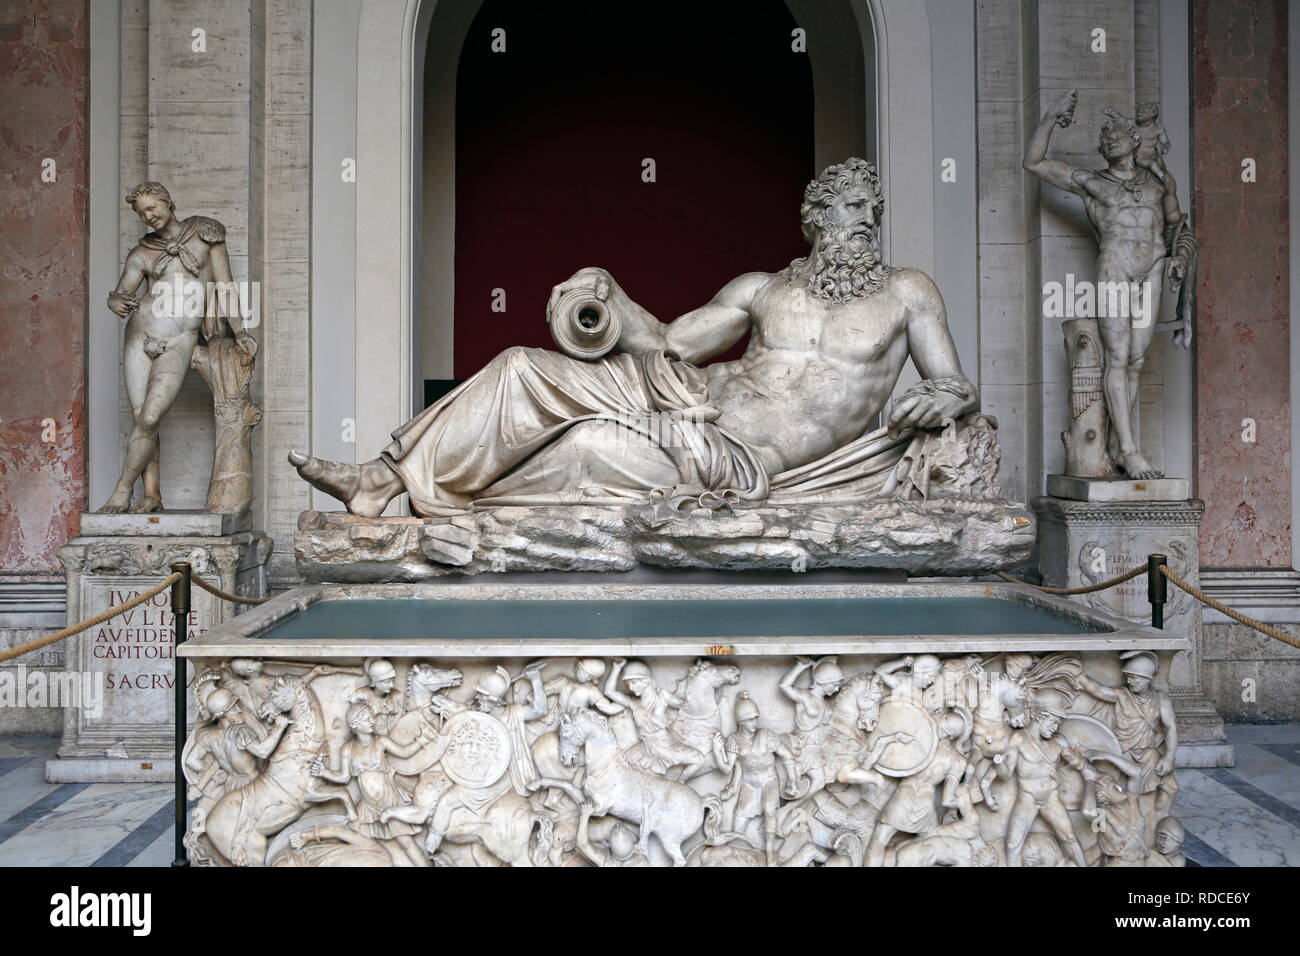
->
1046, 475, 1190, 502
1032, 496, 1232, 768
47, 519, 272, 782
79, 510, 251, 537
295, 499, 1036, 583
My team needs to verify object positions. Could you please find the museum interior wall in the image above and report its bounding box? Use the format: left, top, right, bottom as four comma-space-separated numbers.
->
0, 0, 1298, 732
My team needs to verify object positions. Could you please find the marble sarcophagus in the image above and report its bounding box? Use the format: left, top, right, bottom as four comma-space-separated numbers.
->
177, 580, 1188, 867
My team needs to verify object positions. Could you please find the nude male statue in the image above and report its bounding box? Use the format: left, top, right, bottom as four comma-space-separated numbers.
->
1023, 91, 1195, 479
101, 182, 256, 512
289, 158, 979, 515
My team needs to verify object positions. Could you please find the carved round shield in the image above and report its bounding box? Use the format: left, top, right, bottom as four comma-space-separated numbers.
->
871, 699, 938, 777
1057, 713, 1124, 761
440, 711, 511, 789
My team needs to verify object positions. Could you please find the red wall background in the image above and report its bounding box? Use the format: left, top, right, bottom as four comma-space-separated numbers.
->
1193, 0, 1291, 567
0, 0, 88, 579
453, 0, 815, 378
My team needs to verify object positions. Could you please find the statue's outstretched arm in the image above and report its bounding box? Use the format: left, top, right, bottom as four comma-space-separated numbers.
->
549, 266, 761, 364
1023, 89, 1084, 195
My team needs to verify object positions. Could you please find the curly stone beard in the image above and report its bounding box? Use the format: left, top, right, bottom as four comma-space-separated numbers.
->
797, 225, 893, 302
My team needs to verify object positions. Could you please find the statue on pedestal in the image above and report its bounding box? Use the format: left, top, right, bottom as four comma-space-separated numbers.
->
289, 158, 987, 518
100, 182, 260, 515
1024, 92, 1197, 480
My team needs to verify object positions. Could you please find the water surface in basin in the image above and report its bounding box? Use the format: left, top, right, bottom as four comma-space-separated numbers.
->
256, 597, 1099, 640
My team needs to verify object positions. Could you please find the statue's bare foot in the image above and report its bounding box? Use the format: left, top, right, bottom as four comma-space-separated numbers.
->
288, 450, 397, 518
129, 496, 162, 514
1118, 451, 1164, 480
97, 491, 132, 514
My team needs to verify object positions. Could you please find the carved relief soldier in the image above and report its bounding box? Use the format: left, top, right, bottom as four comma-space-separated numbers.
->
184, 689, 285, 808
222, 658, 274, 738
1079, 650, 1178, 831
605, 659, 708, 780
876, 654, 943, 709
1082, 768, 1149, 867
711, 692, 801, 865
1000, 689, 1089, 867
1148, 817, 1186, 867
543, 658, 623, 717
349, 658, 403, 736
863, 710, 968, 867
310, 702, 434, 867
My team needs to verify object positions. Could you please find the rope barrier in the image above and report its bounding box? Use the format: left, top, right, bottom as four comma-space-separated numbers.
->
1158, 564, 1300, 651
996, 560, 1300, 650
994, 565, 1146, 595
0, 570, 262, 665
0, 571, 182, 664
191, 573, 269, 606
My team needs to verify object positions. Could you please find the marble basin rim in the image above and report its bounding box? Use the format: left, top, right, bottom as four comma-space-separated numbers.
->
178, 580, 1185, 661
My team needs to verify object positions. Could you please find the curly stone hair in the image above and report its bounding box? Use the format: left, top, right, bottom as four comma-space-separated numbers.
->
1098, 114, 1141, 157
798, 157, 884, 245
124, 181, 174, 210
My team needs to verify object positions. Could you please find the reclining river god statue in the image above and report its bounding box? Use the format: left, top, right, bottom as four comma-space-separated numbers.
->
290, 159, 993, 518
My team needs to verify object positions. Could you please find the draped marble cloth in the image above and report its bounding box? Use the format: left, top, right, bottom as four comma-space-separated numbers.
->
381, 346, 936, 517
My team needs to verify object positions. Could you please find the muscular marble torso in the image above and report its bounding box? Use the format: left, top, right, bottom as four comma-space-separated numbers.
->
1077, 171, 1169, 283
701, 273, 916, 473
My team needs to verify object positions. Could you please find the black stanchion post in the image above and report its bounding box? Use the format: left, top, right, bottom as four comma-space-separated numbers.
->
1147, 553, 1167, 630
170, 562, 192, 867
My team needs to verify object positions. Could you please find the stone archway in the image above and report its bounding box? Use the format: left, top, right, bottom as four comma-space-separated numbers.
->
350, 0, 934, 464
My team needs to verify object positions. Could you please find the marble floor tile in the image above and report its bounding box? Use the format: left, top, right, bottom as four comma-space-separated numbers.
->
1225, 724, 1300, 745
1175, 769, 1300, 867
0, 783, 171, 867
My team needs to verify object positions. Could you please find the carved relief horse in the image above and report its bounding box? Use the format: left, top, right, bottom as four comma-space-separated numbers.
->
668, 659, 741, 776
202, 673, 352, 866
389, 662, 464, 746
553, 708, 720, 866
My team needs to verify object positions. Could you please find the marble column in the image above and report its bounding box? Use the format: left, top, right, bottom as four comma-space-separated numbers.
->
1193, 0, 1291, 568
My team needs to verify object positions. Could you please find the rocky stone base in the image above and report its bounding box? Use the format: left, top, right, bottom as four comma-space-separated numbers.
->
295, 498, 1036, 582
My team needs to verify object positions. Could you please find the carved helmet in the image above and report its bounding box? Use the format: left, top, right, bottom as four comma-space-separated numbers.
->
575, 658, 607, 681
473, 666, 511, 702
1030, 688, 1071, 719
1120, 651, 1159, 679
812, 658, 844, 686
206, 688, 238, 718
621, 661, 652, 683
734, 692, 760, 722
364, 657, 397, 684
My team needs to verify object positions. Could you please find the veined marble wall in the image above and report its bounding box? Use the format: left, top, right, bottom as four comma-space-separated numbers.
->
1193, 0, 1300, 723
0, 0, 89, 734
0, 0, 89, 581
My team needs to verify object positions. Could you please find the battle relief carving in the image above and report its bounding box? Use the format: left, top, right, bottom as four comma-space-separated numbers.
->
182, 652, 1184, 867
